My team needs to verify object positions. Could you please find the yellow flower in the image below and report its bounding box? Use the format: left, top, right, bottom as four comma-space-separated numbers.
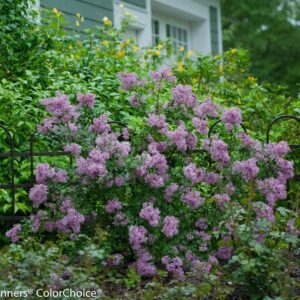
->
192, 78, 198, 84
102, 16, 112, 26
187, 50, 193, 57
248, 76, 256, 81
133, 45, 139, 52
146, 49, 153, 55
179, 47, 185, 52
116, 50, 125, 58
53, 8, 61, 17
230, 48, 238, 54
102, 40, 110, 46
76, 13, 81, 18
154, 50, 160, 56
76, 20, 80, 27
157, 44, 163, 49
178, 62, 184, 72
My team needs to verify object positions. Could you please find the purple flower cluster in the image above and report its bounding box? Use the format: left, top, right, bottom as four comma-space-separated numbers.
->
76, 93, 96, 109
136, 150, 168, 188
29, 184, 48, 208
117, 72, 140, 90
40, 92, 78, 122
192, 117, 208, 135
36, 163, 68, 184
193, 97, 219, 118
221, 108, 242, 131
162, 216, 179, 238
63, 143, 82, 156
129, 225, 148, 251
161, 256, 185, 281
147, 114, 167, 130
172, 84, 197, 107
202, 137, 230, 166
89, 114, 111, 134
257, 177, 287, 206
253, 202, 274, 222
150, 67, 175, 83
167, 122, 197, 152
183, 163, 221, 184
215, 246, 233, 260
265, 141, 290, 159
136, 250, 157, 276
105, 199, 123, 214
232, 158, 259, 181
213, 193, 230, 210
165, 183, 179, 202
56, 208, 85, 235
139, 202, 161, 227
181, 189, 204, 209
5, 224, 21, 242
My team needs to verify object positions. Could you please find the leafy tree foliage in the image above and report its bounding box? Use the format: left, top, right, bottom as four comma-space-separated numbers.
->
221, 0, 300, 96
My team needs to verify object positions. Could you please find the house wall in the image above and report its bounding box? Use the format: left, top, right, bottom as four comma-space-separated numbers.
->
37, 0, 222, 54
40, 0, 114, 32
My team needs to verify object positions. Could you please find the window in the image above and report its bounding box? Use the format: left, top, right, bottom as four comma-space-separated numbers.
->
152, 19, 160, 45
209, 6, 219, 55
166, 24, 188, 53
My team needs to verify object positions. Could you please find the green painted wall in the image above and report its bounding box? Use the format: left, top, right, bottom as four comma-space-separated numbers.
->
122, 0, 146, 9
41, 0, 114, 32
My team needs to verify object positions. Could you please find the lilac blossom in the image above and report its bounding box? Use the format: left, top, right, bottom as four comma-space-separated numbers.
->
76, 93, 96, 108
202, 137, 230, 166
63, 143, 82, 156
165, 183, 179, 202
129, 226, 148, 250
162, 216, 179, 238
193, 97, 219, 118
232, 158, 259, 181
5, 224, 21, 242
105, 199, 122, 214
148, 114, 167, 130
117, 72, 139, 90
265, 141, 290, 159
89, 114, 111, 134
216, 246, 233, 260
40, 92, 77, 121
150, 67, 175, 83
181, 189, 204, 209
221, 108, 242, 131
192, 117, 208, 134
162, 256, 185, 281
213, 193, 230, 210
257, 177, 287, 206
172, 84, 197, 107
29, 184, 48, 208
139, 202, 161, 227
136, 250, 157, 276
56, 208, 85, 235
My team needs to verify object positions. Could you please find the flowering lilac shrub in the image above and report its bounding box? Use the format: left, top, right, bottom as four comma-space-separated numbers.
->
6, 69, 298, 282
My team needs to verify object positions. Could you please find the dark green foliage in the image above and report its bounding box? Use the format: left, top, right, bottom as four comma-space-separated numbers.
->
221, 0, 300, 96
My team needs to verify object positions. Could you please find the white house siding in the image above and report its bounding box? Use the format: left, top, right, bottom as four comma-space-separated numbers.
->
114, 0, 222, 54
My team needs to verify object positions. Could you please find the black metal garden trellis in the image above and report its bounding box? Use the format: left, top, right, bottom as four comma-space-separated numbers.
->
0, 115, 299, 223
0, 124, 71, 223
